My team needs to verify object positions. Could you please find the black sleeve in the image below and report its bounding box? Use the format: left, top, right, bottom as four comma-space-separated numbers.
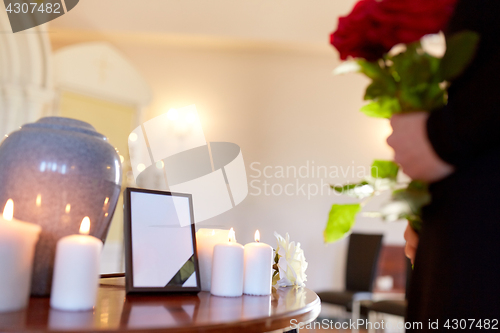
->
426, 0, 500, 166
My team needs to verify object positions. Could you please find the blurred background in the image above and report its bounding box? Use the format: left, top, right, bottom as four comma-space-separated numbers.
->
0, 0, 407, 298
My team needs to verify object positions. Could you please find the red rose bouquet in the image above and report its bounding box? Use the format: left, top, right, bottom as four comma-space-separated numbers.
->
324, 0, 480, 243
332, 0, 456, 61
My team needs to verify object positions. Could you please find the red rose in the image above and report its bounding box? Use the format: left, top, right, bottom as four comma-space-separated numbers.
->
331, 0, 457, 61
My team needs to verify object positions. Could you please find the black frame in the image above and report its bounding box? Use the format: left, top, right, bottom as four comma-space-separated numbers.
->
124, 187, 201, 294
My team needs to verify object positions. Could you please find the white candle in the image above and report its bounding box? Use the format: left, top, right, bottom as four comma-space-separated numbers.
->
50, 217, 103, 311
210, 228, 244, 297
196, 228, 231, 292
243, 230, 273, 296
0, 199, 41, 312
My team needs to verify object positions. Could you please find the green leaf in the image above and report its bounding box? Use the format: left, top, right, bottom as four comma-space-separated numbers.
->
331, 181, 374, 199
272, 270, 280, 285
360, 97, 400, 118
389, 42, 445, 111
406, 180, 428, 192
357, 59, 386, 80
364, 81, 386, 100
364, 79, 397, 101
371, 160, 399, 179
392, 43, 435, 85
358, 59, 398, 103
421, 81, 447, 110
439, 30, 480, 81
332, 184, 351, 193
359, 41, 446, 115
324, 204, 361, 243
392, 180, 430, 232
408, 219, 423, 233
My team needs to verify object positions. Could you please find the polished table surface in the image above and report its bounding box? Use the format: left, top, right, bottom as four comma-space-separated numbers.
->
0, 278, 321, 332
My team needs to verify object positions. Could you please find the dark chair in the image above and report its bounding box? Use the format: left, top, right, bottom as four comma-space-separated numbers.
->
366, 258, 412, 332
368, 299, 407, 317
318, 233, 384, 326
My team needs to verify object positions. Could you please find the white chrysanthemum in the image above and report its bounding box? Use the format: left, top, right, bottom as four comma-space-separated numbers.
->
274, 232, 308, 287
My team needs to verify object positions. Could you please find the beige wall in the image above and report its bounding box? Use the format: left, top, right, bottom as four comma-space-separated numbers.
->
50, 31, 405, 291
50, 0, 358, 44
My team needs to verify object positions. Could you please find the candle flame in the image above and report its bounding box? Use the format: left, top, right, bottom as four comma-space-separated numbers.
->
3, 199, 14, 221
65, 204, 71, 214
80, 217, 91, 235
255, 230, 260, 242
36, 194, 42, 207
228, 228, 235, 242
211, 230, 215, 236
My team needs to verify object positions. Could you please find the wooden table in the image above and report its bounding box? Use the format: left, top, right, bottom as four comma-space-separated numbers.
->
0, 278, 321, 332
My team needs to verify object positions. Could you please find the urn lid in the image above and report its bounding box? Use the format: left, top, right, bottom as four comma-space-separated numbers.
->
23, 117, 107, 140
0, 116, 121, 186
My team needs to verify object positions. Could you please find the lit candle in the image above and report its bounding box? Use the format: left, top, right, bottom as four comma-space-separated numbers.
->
243, 230, 273, 296
196, 228, 231, 291
0, 199, 41, 312
210, 228, 244, 297
50, 217, 103, 311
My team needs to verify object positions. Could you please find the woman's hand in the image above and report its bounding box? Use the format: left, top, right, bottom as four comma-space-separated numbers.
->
387, 112, 454, 183
404, 222, 419, 264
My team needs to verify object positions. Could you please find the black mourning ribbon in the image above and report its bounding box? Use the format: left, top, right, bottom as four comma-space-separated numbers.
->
165, 255, 196, 287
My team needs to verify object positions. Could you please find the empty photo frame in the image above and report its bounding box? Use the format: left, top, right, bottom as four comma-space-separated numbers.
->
124, 188, 201, 293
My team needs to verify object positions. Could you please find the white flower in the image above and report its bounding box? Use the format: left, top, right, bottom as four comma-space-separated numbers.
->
421, 32, 446, 58
274, 232, 308, 287
364, 175, 398, 193
380, 201, 412, 222
332, 61, 360, 75
351, 184, 375, 198
388, 43, 407, 57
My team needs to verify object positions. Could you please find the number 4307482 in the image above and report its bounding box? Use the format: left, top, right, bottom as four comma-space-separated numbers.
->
5, 2, 61, 14
444, 319, 498, 330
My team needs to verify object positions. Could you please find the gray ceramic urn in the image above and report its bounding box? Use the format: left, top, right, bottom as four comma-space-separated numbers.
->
0, 117, 122, 296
